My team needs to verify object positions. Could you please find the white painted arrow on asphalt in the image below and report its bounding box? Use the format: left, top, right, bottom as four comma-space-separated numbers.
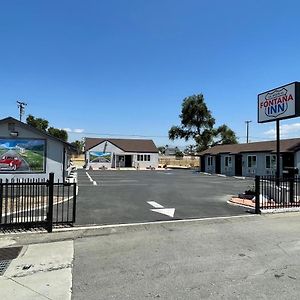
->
150, 208, 175, 217
147, 201, 175, 218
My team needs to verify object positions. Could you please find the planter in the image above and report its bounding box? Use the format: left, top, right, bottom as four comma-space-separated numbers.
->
238, 193, 255, 200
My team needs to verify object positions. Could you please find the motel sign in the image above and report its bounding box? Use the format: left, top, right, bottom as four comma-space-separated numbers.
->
258, 82, 300, 123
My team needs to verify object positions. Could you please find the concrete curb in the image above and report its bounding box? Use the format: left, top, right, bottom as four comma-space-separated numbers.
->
261, 207, 300, 214
227, 200, 255, 212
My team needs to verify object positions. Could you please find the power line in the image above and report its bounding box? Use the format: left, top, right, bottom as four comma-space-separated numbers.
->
67, 130, 274, 141
67, 131, 169, 138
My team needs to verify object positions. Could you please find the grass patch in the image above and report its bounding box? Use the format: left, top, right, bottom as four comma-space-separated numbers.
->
17, 150, 44, 171
0, 149, 6, 157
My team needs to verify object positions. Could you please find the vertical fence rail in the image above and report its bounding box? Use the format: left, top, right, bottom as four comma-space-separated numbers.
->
0, 179, 2, 223
47, 173, 54, 233
255, 175, 300, 211
255, 176, 260, 214
72, 182, 77, 224
0, 173, 76, 232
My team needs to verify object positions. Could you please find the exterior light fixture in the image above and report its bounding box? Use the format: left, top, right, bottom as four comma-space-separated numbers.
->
10, 131, 19, 137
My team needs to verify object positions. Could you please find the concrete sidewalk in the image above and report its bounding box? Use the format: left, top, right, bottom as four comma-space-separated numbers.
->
0, 240, 73, 300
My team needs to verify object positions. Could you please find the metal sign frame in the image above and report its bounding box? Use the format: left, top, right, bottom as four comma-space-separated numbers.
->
257, 82, 300, 124
258, 82, 300, 185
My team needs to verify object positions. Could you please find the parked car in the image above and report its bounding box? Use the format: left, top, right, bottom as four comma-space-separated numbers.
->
0, 155, 22, 170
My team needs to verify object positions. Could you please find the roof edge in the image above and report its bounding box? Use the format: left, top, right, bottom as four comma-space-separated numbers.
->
0, 117, 76, 151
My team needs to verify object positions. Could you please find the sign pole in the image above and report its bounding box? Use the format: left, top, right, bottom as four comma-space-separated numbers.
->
276, 119, 280, 186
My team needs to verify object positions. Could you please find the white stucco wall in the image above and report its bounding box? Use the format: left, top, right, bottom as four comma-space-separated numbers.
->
86, 141, 124, 169
131, 153, 159, 169
86, 141, 159, 169
241, 152, 280, 177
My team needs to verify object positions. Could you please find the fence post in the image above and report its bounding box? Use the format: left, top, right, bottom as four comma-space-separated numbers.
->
72, 183, 77, 224
255, 176, 261, 214
289, 176, 295, 203
0, 179, 2, 224
47, 173, 54, 233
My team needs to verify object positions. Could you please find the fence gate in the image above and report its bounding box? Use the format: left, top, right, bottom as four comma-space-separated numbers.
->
0, 173, 77, 232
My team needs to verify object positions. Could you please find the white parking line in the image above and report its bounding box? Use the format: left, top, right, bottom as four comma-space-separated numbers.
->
85, 172, 97, 186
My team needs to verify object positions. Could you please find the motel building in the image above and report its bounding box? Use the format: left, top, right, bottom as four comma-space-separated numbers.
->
0, 117, 75, 182
84, 138, 159, 170
199, 138, 300, 177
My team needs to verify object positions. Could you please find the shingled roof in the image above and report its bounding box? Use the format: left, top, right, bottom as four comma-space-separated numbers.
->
199, 138, 300, 156
85, 138, 158, 153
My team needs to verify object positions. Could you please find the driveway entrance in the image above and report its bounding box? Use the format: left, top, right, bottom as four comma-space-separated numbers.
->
76, 169, 253, 226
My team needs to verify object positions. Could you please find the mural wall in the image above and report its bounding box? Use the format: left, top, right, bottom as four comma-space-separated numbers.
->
89, 151, 111, 163
0, 139, 46, 172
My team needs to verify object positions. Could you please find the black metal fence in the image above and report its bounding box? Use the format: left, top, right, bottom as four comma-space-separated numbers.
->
0, 173, 77, 232
255, 175, 300, 213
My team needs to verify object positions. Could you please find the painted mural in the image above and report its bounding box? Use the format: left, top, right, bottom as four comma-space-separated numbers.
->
89, 151, 111, 163
0, 139, 46, 172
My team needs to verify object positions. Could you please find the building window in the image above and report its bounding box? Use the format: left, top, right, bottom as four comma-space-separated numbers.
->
207, 156, 213, 166
247, 155, 257, 168
225, 156, 232, 167
137, 154, 144, 161
266, 155, 276, 169
137, 154, 150, 162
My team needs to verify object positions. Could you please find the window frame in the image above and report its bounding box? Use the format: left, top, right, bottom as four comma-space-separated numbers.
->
265, 154, 276, 169
207, 156, 213, 166
224, 156, 232, 167
247, 155, 257, 168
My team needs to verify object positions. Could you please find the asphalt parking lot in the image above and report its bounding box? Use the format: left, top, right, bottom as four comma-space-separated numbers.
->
76, 169, 254, 226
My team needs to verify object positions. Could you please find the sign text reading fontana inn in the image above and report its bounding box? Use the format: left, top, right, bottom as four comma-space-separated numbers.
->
258, 82, 300, 123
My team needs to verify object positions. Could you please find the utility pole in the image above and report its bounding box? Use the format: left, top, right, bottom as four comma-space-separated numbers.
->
245, 120, 252, 143
17, 101, 27, 122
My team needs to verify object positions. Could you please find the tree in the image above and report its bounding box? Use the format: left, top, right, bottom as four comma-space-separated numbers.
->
26, 115, 49, 131
71, 140, 84, 155
26, 115, 68, 142
175, 149, 184, 159
48, 127, 68, 142
212, 124, 238, 146
184, 145, 197, 156
169, 94, 237, 152
157, 146, 166, 155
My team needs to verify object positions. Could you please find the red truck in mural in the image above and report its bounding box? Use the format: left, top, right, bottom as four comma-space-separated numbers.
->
0, 155, 22, 170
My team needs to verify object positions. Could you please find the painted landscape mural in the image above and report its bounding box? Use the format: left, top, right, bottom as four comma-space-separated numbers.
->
89, 151, 111, 163
0, 139, 46, 172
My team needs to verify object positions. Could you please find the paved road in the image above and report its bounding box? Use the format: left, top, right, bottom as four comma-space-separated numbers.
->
76, 169, 254, 225
72, 213, 300, 299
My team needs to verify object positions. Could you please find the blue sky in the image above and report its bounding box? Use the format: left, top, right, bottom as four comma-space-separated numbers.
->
1, 1, 300, 147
